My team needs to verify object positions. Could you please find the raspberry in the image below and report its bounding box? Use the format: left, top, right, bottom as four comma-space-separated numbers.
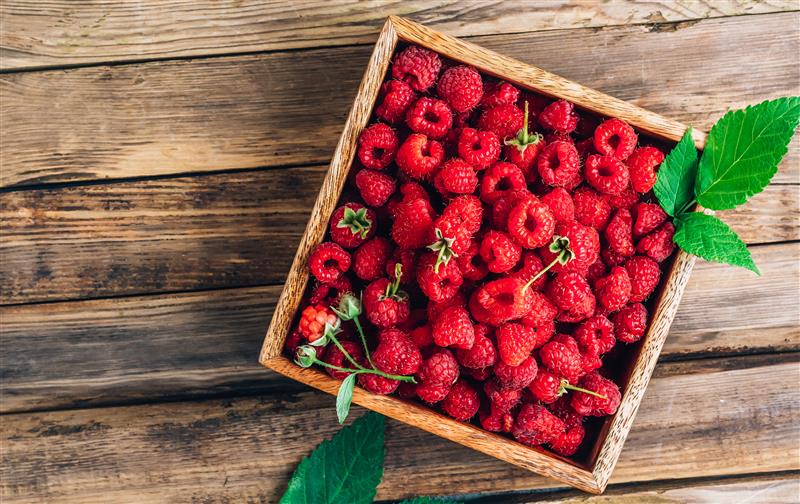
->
546, 272, 592, 314
505, 251, 547, 291
540, 335, 583, 383
442, 379, 480, 420
396, 134, 445, 179
468, 366, 492, 381
480, 81, 520, 108
570, 371, 621, 416
409, 324, 433, 348
309, 275, 352, 305
284, 329, 304, 357
416, 383, 450, 403
358, 371, 399, 395
541, 187, 575, 224
627, 146, 665, 193
434, 158, 478, 196
358, 123, 398, 170
363, 275, 410, 328
432, 305, 475, 350
376, 79, 416, 123
480, 406, 515, 433
457, 127, 500, 169
417, 348, 459, 387
585, 257, 607, 284
397, 381, 417, 399
437, 65, 483, 112
491, 190, 535, 231
456, 325, 497, 369
572, 186, 612, 230
484, 379, 522, 411
426, 291, 466, 322
478, 103, 524, 140
355, 168, 396, 207
392, 45, 441, 92
494, 355, 538, 391
388, 182, 430, 219
442, 195, 483, 235
480, 161, 527, 204
385, 248, 416, 285
608, 185, 639, 209
372, 328, 422, 376
406, 97, 453, 139
593, 118, 637, 160
538, 141, 580, 187
557, 292, 596, 323
585, 154, 630, 195
633, 202, 668, 238
322, 340, 364, 380
330, 203, 376, 248
574, 315, 615, 355
391, 198, 435, 249
594, 266, 632, 311
602, 248, 627, 267
480, 230, 522, 273
472, 277, 533, 325
507, 197, 555, 249
625, 255, 661, 302
528, 371, 566, 404
540, 221, 600, 274
298, 304, 338, 342
605, 208, 635, 257
353, 237, 393, 281
551, 424, 585, 456
417, 252, 463, 302
504, 101, 545, 180
308, 242, 351, 283
551, 396, 585, 430
613, 303, 647, 343
539, 100, 579, 134
456, 242, 490, 282
520, 291, 558, 327
636, 222, 676, 262
513, 403, 565, 446
497, 322, 539, 366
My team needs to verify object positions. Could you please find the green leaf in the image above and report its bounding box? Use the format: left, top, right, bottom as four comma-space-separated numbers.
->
696, 97, 800, 210
397, 498, 465, 504
280, 412, 385, 504
674, 213, 759, 274
336, 374, 357, 424
654, 128, 699, 217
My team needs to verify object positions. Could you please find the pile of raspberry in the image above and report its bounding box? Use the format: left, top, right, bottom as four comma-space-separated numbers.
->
287, 44, 676, 458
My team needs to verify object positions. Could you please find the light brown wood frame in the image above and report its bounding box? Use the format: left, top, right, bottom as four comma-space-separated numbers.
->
260, 16, 699, 494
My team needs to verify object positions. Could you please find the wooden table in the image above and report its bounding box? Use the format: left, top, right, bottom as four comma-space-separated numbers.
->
1, 2, 798, 502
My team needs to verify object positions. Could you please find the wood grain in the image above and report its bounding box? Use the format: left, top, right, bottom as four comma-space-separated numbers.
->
1, 356, 797, 502
2, 12, 798, 187
2, 168, 795, 304
1, 1, 794, 70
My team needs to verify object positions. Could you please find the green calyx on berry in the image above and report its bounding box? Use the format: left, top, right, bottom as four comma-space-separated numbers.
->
427, 228, 457, 274
504, 100, 543, 154
558, 379, 608, 400
522, 234, 575, 292
332, 292, 362, 321
294, 345, 318, 368
336, 206, 372, 239
382, 264, 407, 301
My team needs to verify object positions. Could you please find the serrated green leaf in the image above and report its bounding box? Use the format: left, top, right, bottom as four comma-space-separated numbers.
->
674, 213, 759, 274
696, 97, 800, 210
397, 498, 465, 504
280, 412, 384, 504
336, 374, 357, 424
654, 128, 698, 217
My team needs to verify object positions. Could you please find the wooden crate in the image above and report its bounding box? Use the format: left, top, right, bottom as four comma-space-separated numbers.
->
260, 16, 698, 494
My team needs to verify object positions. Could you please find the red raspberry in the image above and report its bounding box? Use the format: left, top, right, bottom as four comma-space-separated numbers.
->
406, 97, 453, 139
504, 101, 545, 180
392, 45, 441, 92
494, 355, 538, 391
434, 158, 478, 196
456, 325, 497, 369
471, 277, 533, 326
285, 329, 304, 357
572, 186, 611, 230
571, 371, 621, 416
551, 424, 585, 456
457, 127, 500, 169
585, 257, 607, 284
358, 123, 398, 170
608, 185, 639, 209
627, 146, 665, 193
541, 187, 575, 224
625, 256, 661, 302
613, 303, 647, 343
636, 222, 676, 262
321, 340, 363, 380
557, 292, 596, 323
602, 248, 627, 267
574, 315, 615, 355
330, 202, 376, 249
633, 202, 668, 238
409, 324, 433, 348
540, 221, 600, 274
358, 371, 399, 395
551, 396, 585, 430
437, 65, 483, 112
397, 381, 417, 399
538, 141, 580, 187
363, 276, 410, 328
391, 198, 435, 249
546, 272, 592, 314
480, 161, 526, 204
513, 403, 565, 446
480, 230, 522, 273
478, 103, 524, 140
353, 237, 392, 281
491, 190, 535, 231
468, 366, 492, 381
396, 134, 445, 180
309, 275, 352, 305
376, 79, 416, 123
484, 379, 522, 412
372, 328, 421, 376
480, 406, 515, 433
520, 291, 558, 327
593, 118, 637, 160
605, 208, 635, 257
594, 266, 632, 311
298, 303, 338, 342
575, 137, 595, 158
308, 242, 351, 283
456, 242, 489, 281
585, 154, 630, 195
385, 248, 416, 285
388, 181, 430, 219
416, 383, 450, 403
507, 197, 555, 249
355, 168, 396, 207
528, 370, 583, 404
426, 291, 466, 322
540, 335, 583, 383
432, 305, 475, 350
539, 100, 579, 134
442, 379, 480, 420
480, 81, 520, 108
497, 322, 539, 366
417, 348, 459, 387
417, 252, 463, 302
442, 195, 484, 235
505, 251, 547, 291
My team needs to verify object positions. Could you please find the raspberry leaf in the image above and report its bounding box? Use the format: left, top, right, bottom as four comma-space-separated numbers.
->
695, 97, 800, 210
654, 128, 698, 217
279, 412, 385, 504
336, 374, 357, 424
674, 212, 758, 274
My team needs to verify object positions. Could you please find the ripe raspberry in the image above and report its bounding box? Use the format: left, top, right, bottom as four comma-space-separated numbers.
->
358, 371, 399, 395
330, 203, 376, 249
605, 208, 635, 257
397, 381, 417, 399
363, 276, 410, 328
406, 97, 453, 139
557, 292, 596, 323
478, 103, 524, 140
484, 379, 522, 412
513, 403, 565, 446
416, 383, 450, 403
480, 230, 522, 273
594, 266, 632, 311
353, 237, 393, 281
497, 322, 539, 366
417, 348, 459, 387
456, 325, 497, 369
551, 424, 585, 456
408, 324, 433, 348
505, 251, 547, 291
372, 328, 422, 376
284, 328, 304, 357
585, 154, 630, 195
625, 255, 661, 302
480, 161, 526, 204
321, 340, 363, 380
457, 127, 500, 169
540, 221, 600, 274
572, 186, 612, 230
494, 355, 538, 391
388, 181, 430, 219
507, 197, 555, 249
480, 406, 515, 433
442, 379, 480, 420
391, 198, 435, 249
437, 65, 483, 112
417, 252, 463, 302
309, 275, 352, 305
298, 303, 338, 342
442, 195, 484, 235
627, 146, 665, 193
633, 202, 668, 238
546, 271, 591, 313
385, 248, 416, 285
541, 187, 575, 224
468, 367, 492, 381
538, 141, 580, 187
608, 184, 639, 209
491, 190, 535, 231
613, 303, 647, 343
392, 45, 441, 92
551, 396, 585, 430
520, 291, 558, 327
539, 100, 579, 134
355, 169, 396, 207
636, 222, 676, 262
376, 79, 416, 123
540, 336, 583, 383
602, 248, 627, 267
593, 118, 637, 160
574, 315, 615, 356
434, 158, 478, 196
426, 290, 466, 322
480, 81, 520, 108
432, 305, 475, 350
504, 101, 545, 180
585, 257, 607, 284
456, 242, 490, 282
358, 123, 398, 170
472, 277, 533, 326
308, 242, 351, 283
396, 134, 445, 179
570, 371, 621, 416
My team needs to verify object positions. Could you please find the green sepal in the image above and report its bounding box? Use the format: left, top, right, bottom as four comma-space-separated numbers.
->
336, 206, 373, 239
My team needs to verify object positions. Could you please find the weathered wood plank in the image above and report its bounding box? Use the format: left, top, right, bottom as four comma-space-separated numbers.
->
1, 168, 795, 304
1, 1, 795, 70
1, 243, 796, 414
1, 357, 797, 502
2, 12, 798, 187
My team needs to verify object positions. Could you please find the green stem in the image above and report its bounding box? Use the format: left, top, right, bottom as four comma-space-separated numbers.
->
353, 316, 376, 369
522, 255, 561, 293
561, 381, 608, 400
312, 358, 416, 383
328, 331, 365, 371
677, 198, 697, 216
